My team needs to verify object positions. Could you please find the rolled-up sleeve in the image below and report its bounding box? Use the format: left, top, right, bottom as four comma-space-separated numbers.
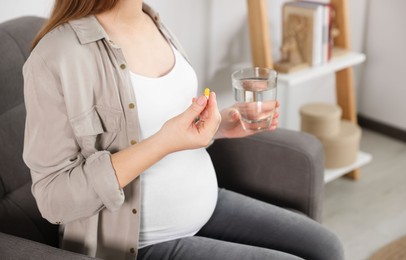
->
23, 50, 124, 224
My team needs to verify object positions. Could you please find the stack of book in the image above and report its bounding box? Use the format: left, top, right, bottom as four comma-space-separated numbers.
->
277, 0, 334, 72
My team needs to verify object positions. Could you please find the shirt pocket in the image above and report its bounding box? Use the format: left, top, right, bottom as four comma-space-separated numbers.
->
71, 106, 123, 157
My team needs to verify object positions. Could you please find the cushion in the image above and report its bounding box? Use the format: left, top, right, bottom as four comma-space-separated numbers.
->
0, 16, 58, 247
0, 104, 30, 197
0, 16, 44, 114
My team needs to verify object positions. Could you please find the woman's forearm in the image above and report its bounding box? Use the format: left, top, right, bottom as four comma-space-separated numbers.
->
111, 132, 169, 188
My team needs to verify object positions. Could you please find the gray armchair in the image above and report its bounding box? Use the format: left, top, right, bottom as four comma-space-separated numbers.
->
0, 16, 324, 259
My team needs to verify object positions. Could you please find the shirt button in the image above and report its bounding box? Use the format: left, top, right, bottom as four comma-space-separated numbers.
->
132, 208, 137, 214
128, 103, 135, 109
130, 140, 137, 145
130, 248, 136, 254
120, 64, 126, 70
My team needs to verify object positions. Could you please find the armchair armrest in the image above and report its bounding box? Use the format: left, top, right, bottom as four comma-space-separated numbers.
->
207, 128, 324, 222
0, 232, 99, 260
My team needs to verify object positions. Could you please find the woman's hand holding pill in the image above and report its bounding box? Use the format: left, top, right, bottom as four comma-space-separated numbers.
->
157, 90, 221, 153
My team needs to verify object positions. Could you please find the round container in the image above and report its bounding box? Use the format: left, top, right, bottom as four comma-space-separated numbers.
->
321, 120, 361, 169
300, 103, 342, 139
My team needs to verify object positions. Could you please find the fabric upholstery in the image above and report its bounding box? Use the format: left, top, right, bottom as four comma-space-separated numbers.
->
0, 16, 59, 246
208, 129, 324, 221
0, 232, 100, 260
0, 16, 39, 113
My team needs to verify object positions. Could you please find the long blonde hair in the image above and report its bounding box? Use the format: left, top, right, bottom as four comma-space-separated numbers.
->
32, 0, 120, 49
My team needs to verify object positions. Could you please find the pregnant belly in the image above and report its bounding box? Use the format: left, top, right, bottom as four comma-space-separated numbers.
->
138, 148, 218, 248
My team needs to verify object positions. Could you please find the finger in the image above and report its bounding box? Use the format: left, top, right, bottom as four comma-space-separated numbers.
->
270, 118, 278, 129
273, 112, 279, 119
204, 92, 221, 128
208, 91, 217, 110
241, 100, 277, 113
228, 109, 240, 122
271, 119, 278, 126
206, 92, 218, 116
183, 95, 208, 124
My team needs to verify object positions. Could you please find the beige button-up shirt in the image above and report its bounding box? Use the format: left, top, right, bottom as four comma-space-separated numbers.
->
23, 4, 187, 260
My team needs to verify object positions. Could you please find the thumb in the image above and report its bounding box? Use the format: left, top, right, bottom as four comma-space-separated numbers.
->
183, 95, 207, 123
227, 108, 241, 122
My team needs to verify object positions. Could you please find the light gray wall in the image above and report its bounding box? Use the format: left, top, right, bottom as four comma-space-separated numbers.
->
3, 0, 401, 130
0, 0, 52, 22
359, 0, 406, 131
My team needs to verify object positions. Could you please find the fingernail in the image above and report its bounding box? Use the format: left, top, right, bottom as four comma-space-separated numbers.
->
196, 95, 206, 106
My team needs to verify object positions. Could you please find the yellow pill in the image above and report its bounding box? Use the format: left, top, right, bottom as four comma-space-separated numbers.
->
204, 88, 210, 98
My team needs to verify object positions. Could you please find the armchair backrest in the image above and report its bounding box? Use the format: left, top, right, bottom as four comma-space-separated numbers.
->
0, 16, 59, 247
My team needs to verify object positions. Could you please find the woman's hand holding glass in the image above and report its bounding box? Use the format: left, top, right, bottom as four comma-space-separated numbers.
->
214, 100, 279, 139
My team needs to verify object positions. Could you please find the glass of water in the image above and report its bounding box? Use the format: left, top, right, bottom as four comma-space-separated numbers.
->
232, 67, 278, 131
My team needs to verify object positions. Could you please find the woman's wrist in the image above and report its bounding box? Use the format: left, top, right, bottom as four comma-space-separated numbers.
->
152, 128, 178, 155
111, 131, 172, 188
213, 127, 226, 140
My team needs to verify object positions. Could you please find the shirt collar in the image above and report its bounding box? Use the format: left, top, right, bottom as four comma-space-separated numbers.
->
68, 15, 106, 45
68, 3, 161, 45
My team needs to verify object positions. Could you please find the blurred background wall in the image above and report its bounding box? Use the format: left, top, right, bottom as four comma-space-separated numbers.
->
1, 0, 403, 131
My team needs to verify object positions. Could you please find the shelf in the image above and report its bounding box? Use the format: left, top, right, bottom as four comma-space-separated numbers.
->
246, 0, 367, 181
278, 51, 366, 86
324, 151, 372, 183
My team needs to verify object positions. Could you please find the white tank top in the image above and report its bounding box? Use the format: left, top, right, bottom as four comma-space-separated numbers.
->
130, 45, 218, 248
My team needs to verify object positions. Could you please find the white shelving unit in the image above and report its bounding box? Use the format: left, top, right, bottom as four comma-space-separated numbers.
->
275, 51, 366, 131
276, 52, 371, 183
246, 0, 370, 181
278, 51, 366, 85
324, 151, 372, 183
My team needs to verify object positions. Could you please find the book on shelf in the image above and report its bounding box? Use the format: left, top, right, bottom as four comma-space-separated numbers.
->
300, 0, 331, 3
281, 1, 333, 67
